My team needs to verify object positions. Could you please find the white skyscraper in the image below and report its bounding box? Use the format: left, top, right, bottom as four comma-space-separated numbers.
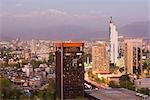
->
109, 17, 118, 65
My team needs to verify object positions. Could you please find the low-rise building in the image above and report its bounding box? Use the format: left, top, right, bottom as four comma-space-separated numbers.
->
22, 63, 33, 77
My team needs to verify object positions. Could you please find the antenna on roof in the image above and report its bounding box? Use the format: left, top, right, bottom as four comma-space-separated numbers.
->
110, 16, 112, 23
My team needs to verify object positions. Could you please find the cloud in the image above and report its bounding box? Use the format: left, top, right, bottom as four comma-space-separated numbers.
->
1, 8, 109, 40
15, 3, 23, 7
46, 9, 67, 16
11, 8, 100, 20
2, 8, 103, 32
12, 9, 68, 18
13, 14, 32, 18
2, 9, 102, 32
89, 10, 108, 18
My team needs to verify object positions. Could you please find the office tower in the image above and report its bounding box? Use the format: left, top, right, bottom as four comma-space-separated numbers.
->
55, 42, 84, 99
92, 42, 109, 74
109, 17, 119, 65
116, 38, 125, 68
124, 39, 143, 74
30, 39, 37, 54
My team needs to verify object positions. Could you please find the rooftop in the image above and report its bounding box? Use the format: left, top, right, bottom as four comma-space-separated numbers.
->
55, 42, 84, 47
85, 88, 145, 100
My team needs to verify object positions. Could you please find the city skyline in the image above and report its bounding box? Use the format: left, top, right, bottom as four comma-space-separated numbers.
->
0, 1, 150, 100
0, 0, 149, 40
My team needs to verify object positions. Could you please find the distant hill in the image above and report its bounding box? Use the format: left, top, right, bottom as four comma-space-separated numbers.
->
119, 20, 149, 39
1, 24, 108, 41
1, 20, 149, 40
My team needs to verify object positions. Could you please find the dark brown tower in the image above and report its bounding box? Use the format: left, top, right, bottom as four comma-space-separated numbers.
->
55, 42, 84, 100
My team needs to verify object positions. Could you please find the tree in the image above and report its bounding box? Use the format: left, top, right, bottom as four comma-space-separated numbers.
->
21, 60, 29, 65
0, 77, 23, 99
45, 80, 55, 99
15, 62, 21, 68
110, 65, 119, 74
119, 67, 124, 73
0, 77, 12, 99
102, 78, 109, 85
0, 47, 13, 67
88, 70, 103, 84
138, 88, 150, 96
119, 80, 135, 90
48, 52, 54, 64
119, 74, 130, 82
30, 59, 43, 68
143, 61, 148, 70
32, 80, 55, 100
119, 74, 135, 90
109, 81, 119, 88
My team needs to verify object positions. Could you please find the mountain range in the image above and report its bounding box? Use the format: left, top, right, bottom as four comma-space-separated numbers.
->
1, 20, 149, 41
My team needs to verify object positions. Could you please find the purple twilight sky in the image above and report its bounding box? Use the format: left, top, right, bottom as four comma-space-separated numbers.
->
0, 0, 149, 40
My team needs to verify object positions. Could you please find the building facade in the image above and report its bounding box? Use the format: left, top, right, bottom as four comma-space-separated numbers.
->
55, 42, 84, 99
109, 17, 119, 65
124, 39, 143, 74
116, 39, 125, 68
92, 42, 109, 74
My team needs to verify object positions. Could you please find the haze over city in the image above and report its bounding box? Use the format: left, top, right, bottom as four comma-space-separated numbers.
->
1, 0, 149, 40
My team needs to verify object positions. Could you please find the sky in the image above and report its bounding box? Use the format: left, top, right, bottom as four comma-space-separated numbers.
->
0, 0, 149, 40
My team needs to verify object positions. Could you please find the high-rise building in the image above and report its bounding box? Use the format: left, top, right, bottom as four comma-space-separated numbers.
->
109, 17, 119, 65
30, 39, 37, 54
92, 42, 109, 74
124, 39, 143, 74
116, 38, 125, 68
55, 42, 84, 100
